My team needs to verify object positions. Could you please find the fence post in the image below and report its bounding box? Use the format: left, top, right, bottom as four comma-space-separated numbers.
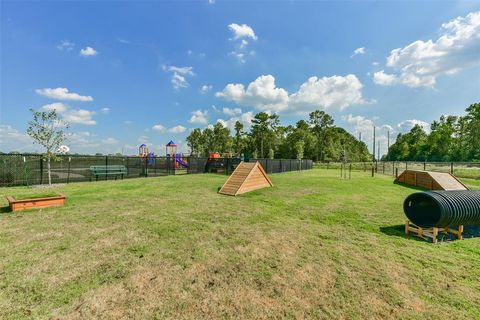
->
67, 157, 71, 184
393, 161, 395, 176
105, 155, 108, 180
266, 158, 268, 174
349, 164, 352, 179
406, 162, 408, 171
451, 162, 454, 174
40, 157, 43, 185
383, 162, 385, 174
423, 161, 426, 171
395, 168, 398, 178
371, 166, 374, 177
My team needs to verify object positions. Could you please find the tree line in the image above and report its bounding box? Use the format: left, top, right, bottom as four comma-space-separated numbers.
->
387, 103, 480, 162
186, 110, 371, 161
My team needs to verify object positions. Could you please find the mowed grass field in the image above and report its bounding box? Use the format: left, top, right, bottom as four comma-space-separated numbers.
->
1, 169, 479, 319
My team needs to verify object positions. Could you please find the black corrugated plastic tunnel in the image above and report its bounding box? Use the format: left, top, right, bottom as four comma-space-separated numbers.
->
403, 190, 480, 228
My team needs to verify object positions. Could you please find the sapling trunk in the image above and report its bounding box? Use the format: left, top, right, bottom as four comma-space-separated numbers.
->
47, 156, 52, 185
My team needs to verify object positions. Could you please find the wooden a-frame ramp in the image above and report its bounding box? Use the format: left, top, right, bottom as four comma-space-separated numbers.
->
219, 161, 273, 196
396, 169, 468, 190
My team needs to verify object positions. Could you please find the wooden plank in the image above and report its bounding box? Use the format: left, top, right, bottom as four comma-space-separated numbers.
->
219, 161, 272, 196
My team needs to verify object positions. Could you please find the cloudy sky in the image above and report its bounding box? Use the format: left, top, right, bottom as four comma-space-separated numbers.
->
1, 1, 479, 155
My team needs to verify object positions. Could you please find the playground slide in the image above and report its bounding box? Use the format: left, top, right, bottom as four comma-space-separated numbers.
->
176, 158, 189, 168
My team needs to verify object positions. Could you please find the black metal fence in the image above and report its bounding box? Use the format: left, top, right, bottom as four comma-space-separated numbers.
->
0, 154, 313, 187
316, 161, 480, 180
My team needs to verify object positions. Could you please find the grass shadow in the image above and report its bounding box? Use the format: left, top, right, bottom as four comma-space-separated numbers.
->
393, 181, 426, 191
0, 206, 11, 214
380, 224, 480, 243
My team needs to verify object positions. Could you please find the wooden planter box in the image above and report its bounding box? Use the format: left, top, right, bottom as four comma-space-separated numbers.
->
7, 193, 66, 212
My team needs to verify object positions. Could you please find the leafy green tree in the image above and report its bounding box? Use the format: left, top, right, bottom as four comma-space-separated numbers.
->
251, 112, 280, 158
426, 115, 457, 161
309, 110, 334, 161
465, 103, 480, 160
212, 122, 232, 156
233, 121, 245, 155
186, 128, 203, 156
202, 127, 214, 156
27, 108, 69, 185
294, 140, 304, 160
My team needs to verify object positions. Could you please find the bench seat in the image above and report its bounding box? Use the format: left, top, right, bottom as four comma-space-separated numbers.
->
90, 165, 127, 181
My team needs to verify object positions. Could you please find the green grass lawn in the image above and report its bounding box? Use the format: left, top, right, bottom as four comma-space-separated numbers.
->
1, 169, 479, 319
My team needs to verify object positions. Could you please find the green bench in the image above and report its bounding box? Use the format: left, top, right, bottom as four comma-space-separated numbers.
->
90, 165, 127, 181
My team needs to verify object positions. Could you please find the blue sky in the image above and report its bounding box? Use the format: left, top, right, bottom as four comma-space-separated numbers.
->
1, 1, 479, 155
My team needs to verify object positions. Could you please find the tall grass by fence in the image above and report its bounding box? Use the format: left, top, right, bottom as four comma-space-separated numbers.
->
0, 154, 313, 187
315, 161, 480, 180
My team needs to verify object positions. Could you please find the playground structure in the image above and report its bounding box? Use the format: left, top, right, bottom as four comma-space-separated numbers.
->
396, 170, 468, 191
139, 144, 156, 176
166, 140, 189, 171
403, 190, 480, 243
219, 161, 273, 196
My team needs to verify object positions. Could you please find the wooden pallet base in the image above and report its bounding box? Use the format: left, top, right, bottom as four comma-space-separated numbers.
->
405, 220, 463, 243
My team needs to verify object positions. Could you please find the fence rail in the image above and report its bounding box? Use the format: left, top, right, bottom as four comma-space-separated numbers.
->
0, 154, 313, 187
315, 161, 480, 180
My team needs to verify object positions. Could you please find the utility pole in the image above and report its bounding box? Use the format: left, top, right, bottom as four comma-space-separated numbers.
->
377, 143, 380, 162
372, 126, 376, 162
387, 130, 390, 161
358, 132, 362, 142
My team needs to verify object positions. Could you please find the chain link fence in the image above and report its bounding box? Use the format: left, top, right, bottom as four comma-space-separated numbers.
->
315, 161, 480, 180
0, 154, 313, 187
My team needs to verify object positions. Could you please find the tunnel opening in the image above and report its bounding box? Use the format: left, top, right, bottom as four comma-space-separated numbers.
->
404, 193, 442, 228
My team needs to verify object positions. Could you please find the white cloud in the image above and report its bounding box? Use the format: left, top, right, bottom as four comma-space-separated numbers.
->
137, 135, 150, 144
163, 65, 195, 90
62, 109, 96, 125
80, 46, 98, 57
343, 114, 393, 156
99, 107, 110, 114
57, 40, 74, 51
373, 70, 398, 85
229, 51, 246, 63
397, 119, 431, 133
102, 137, 119, 144
165, 65, 194, 75
228, 23, 258, 40
189, 110, 208, 124
216, 75, 289, 113
216, 74, 366, 114
35, 87, 93, 101
0, 124, 33, 151
215, 111, 254, 131
289, 75, 366, 113
117, 38, 131, 44
41, 102, 96, 125
200, 84, 213, 94
222, 107, 242, 116
41, 102, 68, 113
227, 23, 258, 63
67, 131, 100, 150
152, 124, 166, 132
351, 47, 366, 57
168, 125, 187, 133
376, 11, 480, 87
171, 73, 188, 90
